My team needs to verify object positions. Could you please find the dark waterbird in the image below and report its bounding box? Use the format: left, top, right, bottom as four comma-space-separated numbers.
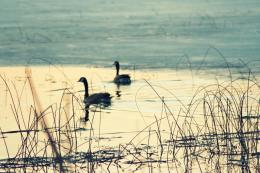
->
113, 61, 131, 85
78, 77, 112, 121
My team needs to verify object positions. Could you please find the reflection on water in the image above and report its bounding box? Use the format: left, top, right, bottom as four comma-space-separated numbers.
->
0, 66, 259, 172
115, 90, 121, 98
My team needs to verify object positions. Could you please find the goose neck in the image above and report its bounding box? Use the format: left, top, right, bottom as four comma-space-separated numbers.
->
83, 81, 89, 97
116, 64, 119, 76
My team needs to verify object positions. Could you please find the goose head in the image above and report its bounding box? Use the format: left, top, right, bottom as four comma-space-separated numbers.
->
78, 77, 87, 83
113, 61, 120, 68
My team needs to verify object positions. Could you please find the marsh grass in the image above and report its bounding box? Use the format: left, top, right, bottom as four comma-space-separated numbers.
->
0, 65, 259, 172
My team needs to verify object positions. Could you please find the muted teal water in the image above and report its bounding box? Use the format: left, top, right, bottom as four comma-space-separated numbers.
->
0, 0, 260, 71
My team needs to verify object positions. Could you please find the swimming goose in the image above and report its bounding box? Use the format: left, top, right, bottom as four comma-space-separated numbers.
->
78, 77, 112, 121
113, 61, 131, 85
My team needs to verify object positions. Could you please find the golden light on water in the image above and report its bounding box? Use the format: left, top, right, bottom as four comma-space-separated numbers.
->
0, 66, 259, 172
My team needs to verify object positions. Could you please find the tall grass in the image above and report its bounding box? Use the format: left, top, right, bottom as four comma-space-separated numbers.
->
0, 65, 259, 172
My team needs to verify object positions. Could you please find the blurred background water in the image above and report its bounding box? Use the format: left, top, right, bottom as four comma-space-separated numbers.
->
0, 0, 260, 72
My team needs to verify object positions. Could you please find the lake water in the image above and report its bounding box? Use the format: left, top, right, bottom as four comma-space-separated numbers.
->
0, 0, 260, 73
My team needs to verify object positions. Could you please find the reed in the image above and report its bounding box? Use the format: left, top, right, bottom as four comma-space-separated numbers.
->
0, 64, 259, 172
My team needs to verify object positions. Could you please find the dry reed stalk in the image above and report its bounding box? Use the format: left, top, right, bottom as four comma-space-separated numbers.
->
25, 67, 64, 172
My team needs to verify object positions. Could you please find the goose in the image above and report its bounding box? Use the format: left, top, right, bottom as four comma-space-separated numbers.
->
78, 77, 112, 121
113, 61, 131, 85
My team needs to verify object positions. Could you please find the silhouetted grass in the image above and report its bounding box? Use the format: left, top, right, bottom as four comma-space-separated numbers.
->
0, 63, 259, 172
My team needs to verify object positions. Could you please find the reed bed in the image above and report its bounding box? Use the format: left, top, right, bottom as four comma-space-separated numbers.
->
0, 67, 259, 172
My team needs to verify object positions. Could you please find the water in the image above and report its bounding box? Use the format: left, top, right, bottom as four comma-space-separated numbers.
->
0, 0, 260, 71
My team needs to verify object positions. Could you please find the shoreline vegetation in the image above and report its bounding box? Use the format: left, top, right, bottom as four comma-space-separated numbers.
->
0, 63, 259, 172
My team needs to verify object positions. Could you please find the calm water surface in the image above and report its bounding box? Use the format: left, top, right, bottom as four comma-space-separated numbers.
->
0, 0, 260, 72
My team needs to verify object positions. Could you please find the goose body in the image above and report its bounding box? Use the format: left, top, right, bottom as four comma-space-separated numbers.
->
83, 92, 111, 107
113, 61, 131, 85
